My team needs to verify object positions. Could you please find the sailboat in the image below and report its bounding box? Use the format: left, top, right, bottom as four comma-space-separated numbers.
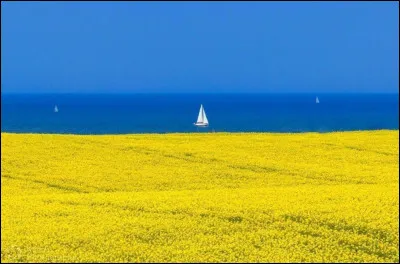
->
54, 105, 59, 113
194, 104, 209, 127
316, 97, 320, 104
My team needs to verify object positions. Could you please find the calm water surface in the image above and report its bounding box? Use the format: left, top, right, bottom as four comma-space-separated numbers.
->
1, 93, 398, 134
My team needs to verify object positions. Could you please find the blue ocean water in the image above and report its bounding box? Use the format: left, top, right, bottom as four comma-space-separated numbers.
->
1, 93, 398, 134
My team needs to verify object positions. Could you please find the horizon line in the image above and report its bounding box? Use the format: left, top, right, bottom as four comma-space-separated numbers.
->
1, 91, 399, 95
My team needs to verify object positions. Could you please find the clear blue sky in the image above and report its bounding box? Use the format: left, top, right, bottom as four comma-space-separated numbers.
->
1, 1, 399, 93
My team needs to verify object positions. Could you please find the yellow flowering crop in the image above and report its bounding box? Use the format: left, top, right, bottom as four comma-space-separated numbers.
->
1, 131, 399, 262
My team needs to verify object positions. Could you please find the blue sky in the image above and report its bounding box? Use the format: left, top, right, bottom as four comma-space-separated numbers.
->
1, 1, 398, 93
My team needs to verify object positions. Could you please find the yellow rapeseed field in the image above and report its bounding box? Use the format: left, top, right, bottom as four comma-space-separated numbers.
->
1, 131, 399, 262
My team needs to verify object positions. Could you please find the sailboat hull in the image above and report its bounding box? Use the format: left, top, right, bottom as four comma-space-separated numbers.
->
194, 123, 209, 127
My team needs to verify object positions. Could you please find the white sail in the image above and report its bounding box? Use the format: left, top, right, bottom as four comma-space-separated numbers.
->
202, 106, 209, 125
197, 104, 204, 123
316, 97, 319, 104
194, 104, 209, 126
54, 105, 59, 112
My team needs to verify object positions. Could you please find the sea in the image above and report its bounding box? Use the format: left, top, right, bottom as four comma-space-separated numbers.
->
1, 93, 398, 134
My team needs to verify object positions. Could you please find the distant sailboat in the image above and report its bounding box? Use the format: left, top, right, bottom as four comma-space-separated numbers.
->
194, 104, 209, 127
54, 105, 59, 113
316, 97, 320, 104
